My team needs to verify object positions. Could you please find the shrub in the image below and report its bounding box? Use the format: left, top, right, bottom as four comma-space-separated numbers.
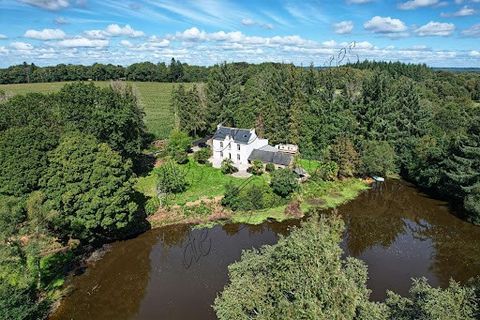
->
221, 183, 241, 210
247, 160, 263, 175
145, 197, 161, 216
166, 130, 191, 164
182, 201, 213, 217
221, 159, 238, 174
270, 169, 298, 197
313, 161, 339, 181
194, 147, 212, 164
265, 163, 275, 172
221, 183, 284, 211
155, 161, 188, 194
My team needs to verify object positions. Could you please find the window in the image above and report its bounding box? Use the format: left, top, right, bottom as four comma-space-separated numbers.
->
220, 141, 223, 148
220, 151, 223, 157
229, 153, 232, 159
237, 154, 240, 161
237, 144, 240, 151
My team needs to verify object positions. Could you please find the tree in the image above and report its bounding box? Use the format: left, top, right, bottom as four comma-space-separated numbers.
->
155, 161, 188, 194
247, 160, 263, 175
40, 133, 140, 242
165, 130, 191, 164
313, 161, 339, 181
193, 147, 212, 164
0, 126, 58, 196
360, 141, 397, 177
214, 215, 387, 320
270, 168, 298, 197
330, 136, 359, 178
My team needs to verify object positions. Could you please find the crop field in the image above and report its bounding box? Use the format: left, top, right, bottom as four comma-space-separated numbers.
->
0, 81, 190, 139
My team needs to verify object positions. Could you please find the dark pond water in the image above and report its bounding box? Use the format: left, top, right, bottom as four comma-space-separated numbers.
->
50, 180, 480, 320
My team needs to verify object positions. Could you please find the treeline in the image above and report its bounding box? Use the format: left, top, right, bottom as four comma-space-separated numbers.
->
0, 58, 209, 84
214, 214, 480, 319
172, 61, 480, 224
0, 82, 149, 319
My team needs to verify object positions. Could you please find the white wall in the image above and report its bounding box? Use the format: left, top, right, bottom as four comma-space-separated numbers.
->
212, 131, 268, 167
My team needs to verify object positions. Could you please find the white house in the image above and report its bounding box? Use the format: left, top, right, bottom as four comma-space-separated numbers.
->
211, 124, 268, 170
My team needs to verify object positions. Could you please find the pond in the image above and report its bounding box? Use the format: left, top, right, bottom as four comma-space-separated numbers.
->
50, 179, 480, 320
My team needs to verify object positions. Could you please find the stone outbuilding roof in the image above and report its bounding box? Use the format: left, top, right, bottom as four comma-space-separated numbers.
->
248, 148, 293, 166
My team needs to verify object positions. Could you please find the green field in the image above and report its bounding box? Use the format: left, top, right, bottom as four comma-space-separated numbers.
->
0, 81, 187, 139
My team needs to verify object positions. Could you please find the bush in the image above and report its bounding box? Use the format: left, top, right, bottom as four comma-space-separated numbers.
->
155, 161, 188, 194
166, 130, 191, 164
194, 147, 212, 164
39, 251, 74, 290
270, 169, 298, 197
360, 140, 397, 177
313, 161, 339, 181
247, 160, 263, 175
145, 197, 161, 216
221, 182, 284, 211
182, 201, 213, 217
265, 163, 275, 172
221, 159, 238, 174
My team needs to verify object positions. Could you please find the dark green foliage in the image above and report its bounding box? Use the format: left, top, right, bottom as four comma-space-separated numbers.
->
0, 126, 59, 196
386, 278, 478, 320
313, 161, 339, 181
247, 160, 263, 175
155, 161, 188, 194
265, 163, 275, 172
270, 168, 298, 197
221, 159, 238, 174
39, 251, 74, 290
0, 196, 26, 241
360, 141, 397, 176
330, 136, 359, 178
214, 215, 387, 319
145, 197, 161, 216
166, 130, 191, 164
0, 283, 48, 320
173, 84, 207, 136
40, 133, 139, 242
193, 147, 212, 164
221, 182, 284, 211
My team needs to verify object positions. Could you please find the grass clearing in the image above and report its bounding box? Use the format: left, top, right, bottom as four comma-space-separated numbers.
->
297, 158, 321, 175
135, 158, 268, 206
0, 81, 191, 139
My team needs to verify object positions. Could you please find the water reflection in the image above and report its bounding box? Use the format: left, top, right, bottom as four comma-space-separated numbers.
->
50, 180, 480, 319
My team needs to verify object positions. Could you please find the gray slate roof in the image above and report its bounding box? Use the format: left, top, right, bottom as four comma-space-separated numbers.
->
213, 126, 252, 144
248, 149, 293, 166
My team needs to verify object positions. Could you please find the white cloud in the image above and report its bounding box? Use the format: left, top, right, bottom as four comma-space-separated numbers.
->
469, 50, 480, 57
241, 18, 273, 29
241, 18, 255, 26
120, 40, 133, 48
441, 5, 476, 17
462, 23, 480, 37
19, 0, 69, 10
54, 16, 69, 24
334, 21, 354, 34
56, 37, 109, 48
415, 21, 455, 36
346, 0, 374, 3
0, 46, 9, 54
84, 30, 107, 39
364, 16, 408, 35
10, 41, 33, 50
104, 24, 144, 37
0, 34, 7, 39
398, 0, 440, 9
24, 28, 66, 40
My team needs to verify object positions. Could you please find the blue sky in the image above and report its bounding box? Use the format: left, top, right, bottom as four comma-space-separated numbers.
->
0, 0, 479, 67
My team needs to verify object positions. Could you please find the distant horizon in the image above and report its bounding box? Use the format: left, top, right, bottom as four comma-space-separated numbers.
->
1, 0, 479, 68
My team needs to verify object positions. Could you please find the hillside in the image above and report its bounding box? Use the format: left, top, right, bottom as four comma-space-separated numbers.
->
0, 81, 186, 139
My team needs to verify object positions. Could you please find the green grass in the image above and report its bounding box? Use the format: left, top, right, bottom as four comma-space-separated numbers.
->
135, 158, 268, 206
297, 158, 321, 175
0, 81, 189, 139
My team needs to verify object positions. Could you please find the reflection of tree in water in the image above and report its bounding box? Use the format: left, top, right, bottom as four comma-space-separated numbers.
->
159, 224, 190, 250
339, 180, 408, 256
51, 229, 162, 320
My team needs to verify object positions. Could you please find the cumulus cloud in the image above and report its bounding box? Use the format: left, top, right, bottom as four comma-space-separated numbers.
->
104, 24, 144, 37
19, 0, 69, 10
120, 40, 133, 48
0, 34, 7, 39
415, 21, 455, 36
469, 50, 480, 57
24, 28, 66, 40
334, 21, 354, 34
10, 41, 33, 50
441, 5, 476, 17
398, 0, 441, 10
364, 16, 408, 35
462, 23, 480, 37
0, 46, 9, 54
56, 37, 109, 48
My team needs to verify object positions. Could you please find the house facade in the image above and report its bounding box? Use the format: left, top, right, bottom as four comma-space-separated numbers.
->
211, 124, 268, 169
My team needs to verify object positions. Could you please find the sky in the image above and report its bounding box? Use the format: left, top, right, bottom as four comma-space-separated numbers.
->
0, 0, 479, 67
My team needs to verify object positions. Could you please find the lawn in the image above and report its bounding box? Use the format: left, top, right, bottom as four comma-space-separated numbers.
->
135, 158, 268, 206
0, 81, 190, 139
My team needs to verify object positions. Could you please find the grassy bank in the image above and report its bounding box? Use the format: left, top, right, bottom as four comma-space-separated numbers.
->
137, 158, 369, 228
0, 81, 187, 139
